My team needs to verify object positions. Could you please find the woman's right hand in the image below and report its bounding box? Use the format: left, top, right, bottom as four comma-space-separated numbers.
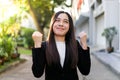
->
32, 31, 43, 48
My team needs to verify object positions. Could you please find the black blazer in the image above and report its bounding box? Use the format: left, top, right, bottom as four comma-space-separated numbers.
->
32, 41, 91, 80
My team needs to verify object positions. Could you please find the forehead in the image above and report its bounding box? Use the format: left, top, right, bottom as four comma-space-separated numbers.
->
57, 13, 69, 20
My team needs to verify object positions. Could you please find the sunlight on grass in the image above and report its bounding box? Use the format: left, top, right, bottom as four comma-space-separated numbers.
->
18, 47, 32, 55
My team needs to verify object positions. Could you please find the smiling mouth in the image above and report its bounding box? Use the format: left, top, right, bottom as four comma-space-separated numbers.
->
57, 28, 64, 30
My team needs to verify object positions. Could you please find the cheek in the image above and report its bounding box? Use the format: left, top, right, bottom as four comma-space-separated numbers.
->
52, 25, 57, 33
52, 23, 70, 35
65, 25, 69, 32
53, 26, 55, 33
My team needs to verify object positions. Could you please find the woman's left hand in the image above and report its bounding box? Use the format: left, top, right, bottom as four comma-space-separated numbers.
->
78, 31, 88, 50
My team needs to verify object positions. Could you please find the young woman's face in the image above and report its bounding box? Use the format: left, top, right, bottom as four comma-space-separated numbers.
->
53, 13, 69, 37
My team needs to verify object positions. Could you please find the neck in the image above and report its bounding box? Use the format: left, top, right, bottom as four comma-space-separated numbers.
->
55, 35, 65, 42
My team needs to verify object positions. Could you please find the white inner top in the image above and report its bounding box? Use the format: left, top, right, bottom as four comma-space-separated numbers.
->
56, 42, 66, 67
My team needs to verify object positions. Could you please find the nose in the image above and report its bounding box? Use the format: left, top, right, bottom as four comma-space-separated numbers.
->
59, 21, 63, 27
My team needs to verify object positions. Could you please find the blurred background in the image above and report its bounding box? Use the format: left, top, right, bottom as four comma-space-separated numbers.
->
0, 0, 120, 80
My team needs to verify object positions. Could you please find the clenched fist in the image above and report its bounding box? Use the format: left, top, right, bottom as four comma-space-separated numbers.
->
78, 31, 88, 50
32, 31, 43, 48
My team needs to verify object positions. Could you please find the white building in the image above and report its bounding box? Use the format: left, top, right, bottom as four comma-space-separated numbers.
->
71, 0, 90, 44
72, 0, 120, 51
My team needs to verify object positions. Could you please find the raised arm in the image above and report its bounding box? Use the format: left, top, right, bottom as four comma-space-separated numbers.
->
77, 31, 91, 75
32, 31, 46, 78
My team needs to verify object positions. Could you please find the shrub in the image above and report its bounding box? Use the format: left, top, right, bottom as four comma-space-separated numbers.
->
19, 27, 35, 49
102, 26, 117, 53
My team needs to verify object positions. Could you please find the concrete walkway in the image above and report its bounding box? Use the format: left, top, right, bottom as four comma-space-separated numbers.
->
92, 50, 120, 78
0, 54, 120, 80
0, 55, 44, 80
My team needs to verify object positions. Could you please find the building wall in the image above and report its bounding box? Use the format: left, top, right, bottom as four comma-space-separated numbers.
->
72, 0, 120, 51
95, 14, 105, 48
75, 20, 89, 36
103, 0, 119, 28
88, 0, 120, 51
75, 20, 89, 44
119, 0, 120, 51
103, 0, 119, 50
72, 0, 90, 43
71, 0, 79, 22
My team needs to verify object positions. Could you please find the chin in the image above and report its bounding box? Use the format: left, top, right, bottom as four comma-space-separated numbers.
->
55, 33, 66, 37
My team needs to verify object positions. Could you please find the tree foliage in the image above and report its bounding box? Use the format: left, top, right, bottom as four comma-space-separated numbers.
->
12, 0, 67, 34
102, 26, 117, 48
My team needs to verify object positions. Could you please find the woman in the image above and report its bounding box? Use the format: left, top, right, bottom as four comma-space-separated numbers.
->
32, 11, 91, 80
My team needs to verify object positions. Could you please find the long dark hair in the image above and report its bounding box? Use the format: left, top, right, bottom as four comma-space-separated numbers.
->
46, 11, 78, 68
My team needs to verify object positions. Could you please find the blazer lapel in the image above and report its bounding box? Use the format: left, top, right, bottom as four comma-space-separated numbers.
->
62, 46, 71, 70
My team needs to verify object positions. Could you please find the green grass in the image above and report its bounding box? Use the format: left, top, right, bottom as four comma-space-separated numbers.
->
0, 58, 20, 68
18, 47, 32, 55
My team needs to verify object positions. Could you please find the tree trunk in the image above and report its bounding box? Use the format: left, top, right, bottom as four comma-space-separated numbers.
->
109, 40, 112, 48
28, 0, 42, 33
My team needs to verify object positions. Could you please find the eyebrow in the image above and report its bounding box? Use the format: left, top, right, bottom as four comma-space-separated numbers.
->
56, 18, 69, 21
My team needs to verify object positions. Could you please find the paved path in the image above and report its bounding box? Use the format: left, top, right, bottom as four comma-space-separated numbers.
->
0, 55, 44, 80
87, 55, 120, 80
0, 54, 120, 80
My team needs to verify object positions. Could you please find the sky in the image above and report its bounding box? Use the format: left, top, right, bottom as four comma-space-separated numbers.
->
0, 0, 18, 22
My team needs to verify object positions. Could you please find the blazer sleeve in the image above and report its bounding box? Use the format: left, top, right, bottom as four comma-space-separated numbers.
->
77, 40, 91, 75
32, 42, 46, 78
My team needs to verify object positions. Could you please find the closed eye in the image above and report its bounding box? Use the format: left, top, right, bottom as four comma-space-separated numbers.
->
64, 20, 69, 23
55, 19, 60, 22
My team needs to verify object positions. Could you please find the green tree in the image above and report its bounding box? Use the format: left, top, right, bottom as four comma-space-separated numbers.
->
12, 0, 70, 34
0, 15, 21, 60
